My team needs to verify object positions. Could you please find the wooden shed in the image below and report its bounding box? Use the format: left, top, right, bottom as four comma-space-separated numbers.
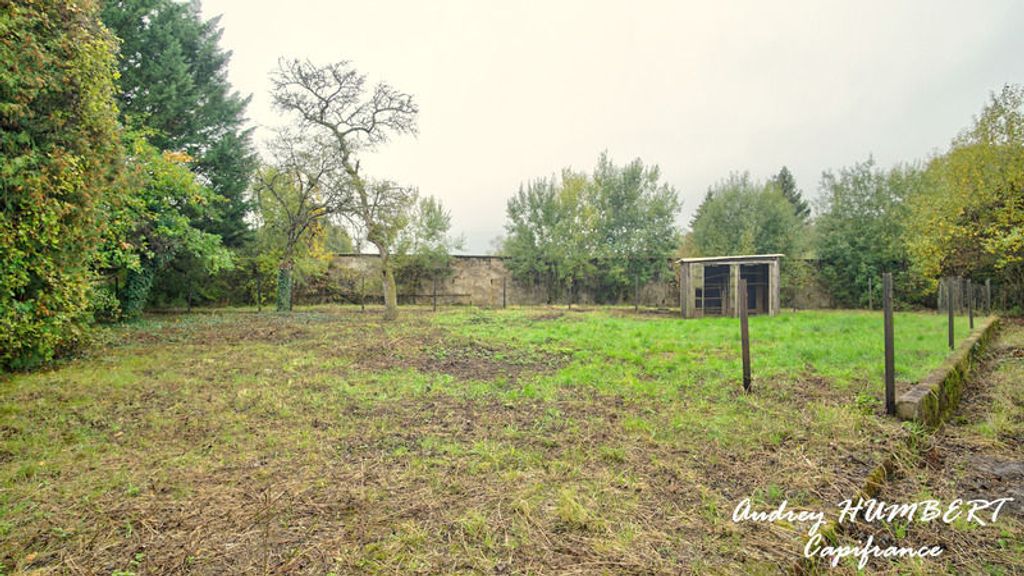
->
677, 254, 783, 318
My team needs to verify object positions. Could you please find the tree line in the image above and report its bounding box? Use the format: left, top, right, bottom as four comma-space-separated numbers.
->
498, 88, 1024, 313
678, 85, 1024, 311
3, 0, 1022, 371
1, 0, 459, 369
499, 153, 681, 303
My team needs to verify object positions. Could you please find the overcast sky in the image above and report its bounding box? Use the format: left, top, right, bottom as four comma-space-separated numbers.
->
199, 0, 1024, 253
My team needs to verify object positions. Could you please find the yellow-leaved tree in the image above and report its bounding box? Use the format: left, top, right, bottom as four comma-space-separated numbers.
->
908, 85, 1024, 305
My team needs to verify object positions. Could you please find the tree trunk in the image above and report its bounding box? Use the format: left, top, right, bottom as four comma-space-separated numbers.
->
277, 264, 293, 312
256, 269, 262, 313
376, 246, 399, 320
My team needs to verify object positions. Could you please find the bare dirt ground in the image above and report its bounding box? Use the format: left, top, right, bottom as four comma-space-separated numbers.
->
0, 306, 1011, 575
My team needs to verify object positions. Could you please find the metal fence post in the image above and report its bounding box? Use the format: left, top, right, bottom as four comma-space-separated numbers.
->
739, 278, 751, 392
883, 272, 895, 416
967, 279, 974, 330
947, 278, 955, 350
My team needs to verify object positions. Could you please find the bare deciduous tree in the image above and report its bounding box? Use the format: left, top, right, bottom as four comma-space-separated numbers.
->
253, 129, 347, 311
271, 58, 418, 320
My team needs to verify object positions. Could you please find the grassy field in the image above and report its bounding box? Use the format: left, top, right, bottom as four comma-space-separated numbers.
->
0, 306, 1007, 575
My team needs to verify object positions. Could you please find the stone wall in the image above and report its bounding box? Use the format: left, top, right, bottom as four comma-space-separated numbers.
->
317, 254, 680, 308
296, 254, 838, 312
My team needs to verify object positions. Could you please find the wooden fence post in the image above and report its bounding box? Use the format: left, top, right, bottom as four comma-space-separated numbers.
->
502, 276, 507, 309
883, 272, 895, 416
986, 278, 991, 314
360, 276, 366, 312
432, 276, 438, 312
739, 278, 751, 392
947, 278, 955, 351
679, 263, 687, 319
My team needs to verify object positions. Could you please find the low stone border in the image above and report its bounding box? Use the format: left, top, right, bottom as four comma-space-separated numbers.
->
793, 456, 899, 574
796, 316, 1002, 573
896, 315, 1000, 426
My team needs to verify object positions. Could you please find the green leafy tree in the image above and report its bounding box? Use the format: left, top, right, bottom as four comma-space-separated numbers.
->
101, 0, 257, 246
590, 153, 680, 301
1, 0, 123, 369
503, 154, 680, 304
323, 222, 355, 254
251, 131, 352, 311
908, 85, 1024, 303
231, 219, 351, 312
771, 166, 810, 221
99, 135, 233, 318
689, 172, 803, 257
504, 178, 564, 302
504, 171, 597, 303
814, 158, 927, 307
690, 173, 817, 308
270, 58, 418, 320
394, 196, 465, 298
550, 170, 596, 305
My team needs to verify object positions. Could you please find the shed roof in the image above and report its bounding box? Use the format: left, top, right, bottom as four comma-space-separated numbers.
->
675, 254, 784, 264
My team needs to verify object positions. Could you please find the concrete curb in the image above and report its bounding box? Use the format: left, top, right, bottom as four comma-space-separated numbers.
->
895, 316, 1001, 426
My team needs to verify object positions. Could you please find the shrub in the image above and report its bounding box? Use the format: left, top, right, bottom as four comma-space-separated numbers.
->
0, 0, 122, 369
87, 286, 123, 324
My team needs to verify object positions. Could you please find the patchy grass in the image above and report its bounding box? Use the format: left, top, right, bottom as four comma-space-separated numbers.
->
0, 306, 993, 574
839, 319, 1024, 574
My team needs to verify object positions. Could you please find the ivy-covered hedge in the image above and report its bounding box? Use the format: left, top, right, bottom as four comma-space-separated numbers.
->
0, 0, 122, 369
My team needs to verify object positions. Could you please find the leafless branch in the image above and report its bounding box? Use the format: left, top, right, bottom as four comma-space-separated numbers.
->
271, 58, 418, 155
